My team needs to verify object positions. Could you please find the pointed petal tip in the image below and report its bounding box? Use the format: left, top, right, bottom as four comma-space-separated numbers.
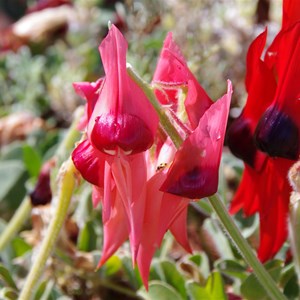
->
227, 79, 233, 95
96, 257, 105, 270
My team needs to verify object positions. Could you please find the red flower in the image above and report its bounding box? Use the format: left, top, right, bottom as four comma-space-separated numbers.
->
228, 1, 300, 261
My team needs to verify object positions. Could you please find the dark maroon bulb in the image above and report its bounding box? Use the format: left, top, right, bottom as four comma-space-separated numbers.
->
255, 105, 299, 160
30, 160, 55, 206
227, 116, 257, 167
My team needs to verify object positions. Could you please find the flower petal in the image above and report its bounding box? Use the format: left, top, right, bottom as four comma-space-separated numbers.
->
88, 25, 158, 155
152, 32, 212, 128
97, 190, 129, 268
110, 152, 147, 262
72, 139, 107, 187
161, 81, 232, 199
229, 165, 260, 217
282, 0, 300, 28
257, 158, 292, 261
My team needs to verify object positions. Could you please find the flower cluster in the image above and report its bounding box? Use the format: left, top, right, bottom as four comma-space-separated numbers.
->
72, 25, 231, 287
228, 0, 300, 261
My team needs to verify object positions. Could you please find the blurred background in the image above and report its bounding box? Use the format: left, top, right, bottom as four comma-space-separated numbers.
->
1, 1, 295, 300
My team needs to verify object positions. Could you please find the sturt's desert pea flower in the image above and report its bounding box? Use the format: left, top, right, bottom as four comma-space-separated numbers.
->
72, 25, 231, 287
228, 0, 300, 262
153, 33, 231, 199
72, 24, 159, 265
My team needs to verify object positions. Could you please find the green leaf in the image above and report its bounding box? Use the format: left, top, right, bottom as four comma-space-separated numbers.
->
186, 271, 227, 300
22, 144, 42, 178
186, 282, 211, 299
0, 264, 17, 290
102, 255, 122, 277
189, 254, 202, 267
206, 271, 228, 299
138, 281, 183, 300
34, 280, 63, 300
77, 220, 97, 252
241, 259, 284, 300
12, 237, 32, 257
122, 256, 142, 289
280, 264, 299, 299
159, 261, 187, 299
215, 259, 248, 280
0, 160, 27, 203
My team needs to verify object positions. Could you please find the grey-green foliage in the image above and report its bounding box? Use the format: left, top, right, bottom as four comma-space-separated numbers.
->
0, 47, 49, 116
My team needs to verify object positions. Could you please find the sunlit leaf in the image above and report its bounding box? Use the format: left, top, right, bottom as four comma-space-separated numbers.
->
241, 259, 283, 300
77, 220, 97, 252
22, 144, 42, 178
12, 237, 32, 257
186, 271, 227, 300
138, 281, 183, 300
152, 260, 187, 298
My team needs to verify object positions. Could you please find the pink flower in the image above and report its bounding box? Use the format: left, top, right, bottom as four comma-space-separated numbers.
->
72, 26, 231, 289
153, 33, 213, 130
72, 25, 159, 262
74, 25, 159, 156
153, 33, 232, 199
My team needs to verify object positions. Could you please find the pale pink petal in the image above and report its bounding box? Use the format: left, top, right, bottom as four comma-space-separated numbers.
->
92, 186, 103, 208
110, 153, 147, 262
153, 32, 212, 126
136, 172, 165, 289
169, 205, 192, 253
73, 79, 104, 120
184, 78, 213, 130
156, 191, 189, 248
97, 190, 129, 267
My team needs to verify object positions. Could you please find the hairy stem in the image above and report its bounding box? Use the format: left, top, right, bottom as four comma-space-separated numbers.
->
0, 197, 31, 252
127, 64, 183, 149
208, 194, 286, 300
18, 159, 77, 300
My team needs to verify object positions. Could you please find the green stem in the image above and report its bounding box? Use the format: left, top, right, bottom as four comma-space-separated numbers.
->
127, 65, 286, 300
18, 108, 84, 300
0, 107, 84, 255
208, 194, 286, 300
0, 197, 31, 252
127, 64, 183, 149
288, 196, 300, 285
18, 159, 77, 300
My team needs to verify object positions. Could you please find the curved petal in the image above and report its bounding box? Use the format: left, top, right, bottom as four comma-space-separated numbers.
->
257, 158, 292, 262
97, 190, 129, 267
72, 139, 107, 187
111, 153, 147, 261
161, 81, 232, 199
229, 165, 260, 217
88, 25, 158, 155
282, 0, 300, 28
152, 32, 212, 128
